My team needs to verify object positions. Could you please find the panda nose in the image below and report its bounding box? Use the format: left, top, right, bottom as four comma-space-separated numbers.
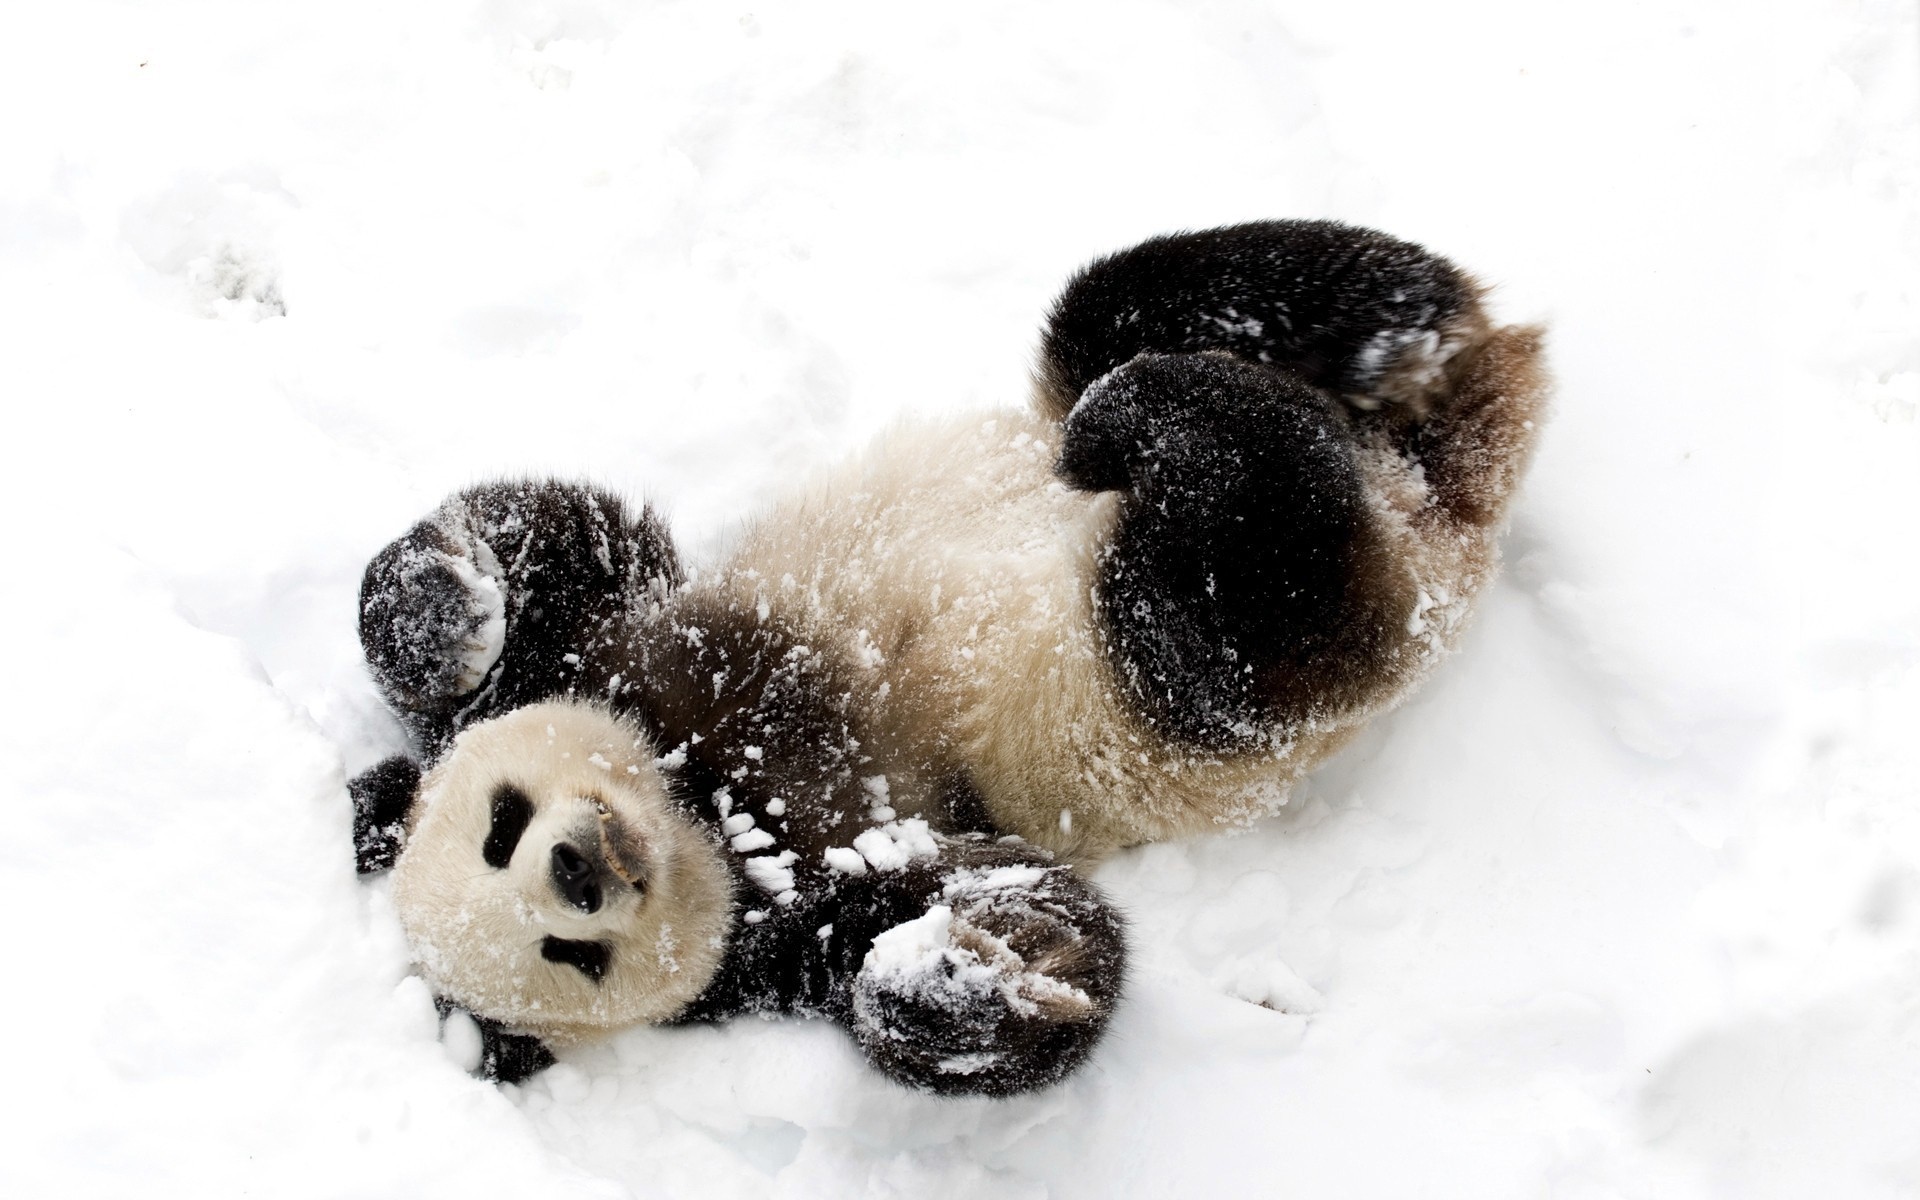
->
551, 843, 603, 914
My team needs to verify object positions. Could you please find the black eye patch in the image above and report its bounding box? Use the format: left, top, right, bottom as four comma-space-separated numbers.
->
482, 783, 535, 869
540, 936, 612, 983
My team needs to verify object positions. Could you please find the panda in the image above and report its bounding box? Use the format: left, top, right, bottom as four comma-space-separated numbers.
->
353, 483, 1128, 1095
348, 219, 1546, 1093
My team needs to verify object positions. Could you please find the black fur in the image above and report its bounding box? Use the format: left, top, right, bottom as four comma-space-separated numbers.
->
1037, 220, 1496, 746
539, 936, 612, 982
848, 847, 1126, 1096
481, 783, 534, 870
434, 996, 556, 1084
677, 838, 1126, 1097
358, 481, 680, 757
475, 1020, 556, 1084
349, 755, 419, 874
1038, 218, 1479, 414
1058, 353, 1401, 745
606, 591, 877, 852
617, 587, 1127, 1094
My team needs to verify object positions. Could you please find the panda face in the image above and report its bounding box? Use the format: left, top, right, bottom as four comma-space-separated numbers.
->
391, 701, 735, 1042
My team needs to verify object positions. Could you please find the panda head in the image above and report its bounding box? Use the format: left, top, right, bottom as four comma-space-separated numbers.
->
390, 701, 735, 1043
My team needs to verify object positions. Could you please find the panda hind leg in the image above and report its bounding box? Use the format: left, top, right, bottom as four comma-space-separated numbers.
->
1058, 352, 1407, 746
358, 480, 681, 755
1036, 218, 1489, 423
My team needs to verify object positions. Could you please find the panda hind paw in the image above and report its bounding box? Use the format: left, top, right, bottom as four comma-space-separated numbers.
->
1056, 351, 1306, 497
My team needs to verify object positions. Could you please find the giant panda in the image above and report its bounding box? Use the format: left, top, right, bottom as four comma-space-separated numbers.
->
348, 219, 1546, 1093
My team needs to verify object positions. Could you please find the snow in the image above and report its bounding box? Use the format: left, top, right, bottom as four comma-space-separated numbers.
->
824, 847, 870, 877
942, 865, 1052, 898
438, 542, 509, 690
864, 906, 959, 978
731, 828, 776, 853
853, 819, 941, 872
2, 1, 1916, 1197
743, 851, 799, 896
857, 904, 1091, 1044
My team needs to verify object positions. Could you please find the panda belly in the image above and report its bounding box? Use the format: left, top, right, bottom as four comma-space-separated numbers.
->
712, 409, 1345, 861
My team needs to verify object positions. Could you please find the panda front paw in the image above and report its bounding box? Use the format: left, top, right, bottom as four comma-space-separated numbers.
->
349, 755, 421, 873
850, 871, 1123, 1095
359, 515, 508, 712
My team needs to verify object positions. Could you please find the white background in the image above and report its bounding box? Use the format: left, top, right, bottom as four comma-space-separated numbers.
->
2, 1, 1915, 1196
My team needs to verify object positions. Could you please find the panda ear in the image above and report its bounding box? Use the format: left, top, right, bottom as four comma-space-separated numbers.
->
349, 755, 422, 874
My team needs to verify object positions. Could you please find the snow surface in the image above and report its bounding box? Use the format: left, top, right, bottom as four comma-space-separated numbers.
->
3, 1, 1917, 1196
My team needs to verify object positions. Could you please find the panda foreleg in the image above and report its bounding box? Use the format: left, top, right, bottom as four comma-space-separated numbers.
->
358, 480, 681, 755
1058, 352, 1404, 746
844, 847, 1126, 1096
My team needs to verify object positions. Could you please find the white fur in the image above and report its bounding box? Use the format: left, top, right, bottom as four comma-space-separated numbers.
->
392, 702, 734, 1043
703, 336, 1545, 862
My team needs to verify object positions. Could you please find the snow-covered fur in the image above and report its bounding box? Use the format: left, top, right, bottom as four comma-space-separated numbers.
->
359, 697, 1122, 1095
390, 703, 735, 1042
348, 476, 1129, 1095
349, 218, 1544, 1093
692, 221, 1547, 860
